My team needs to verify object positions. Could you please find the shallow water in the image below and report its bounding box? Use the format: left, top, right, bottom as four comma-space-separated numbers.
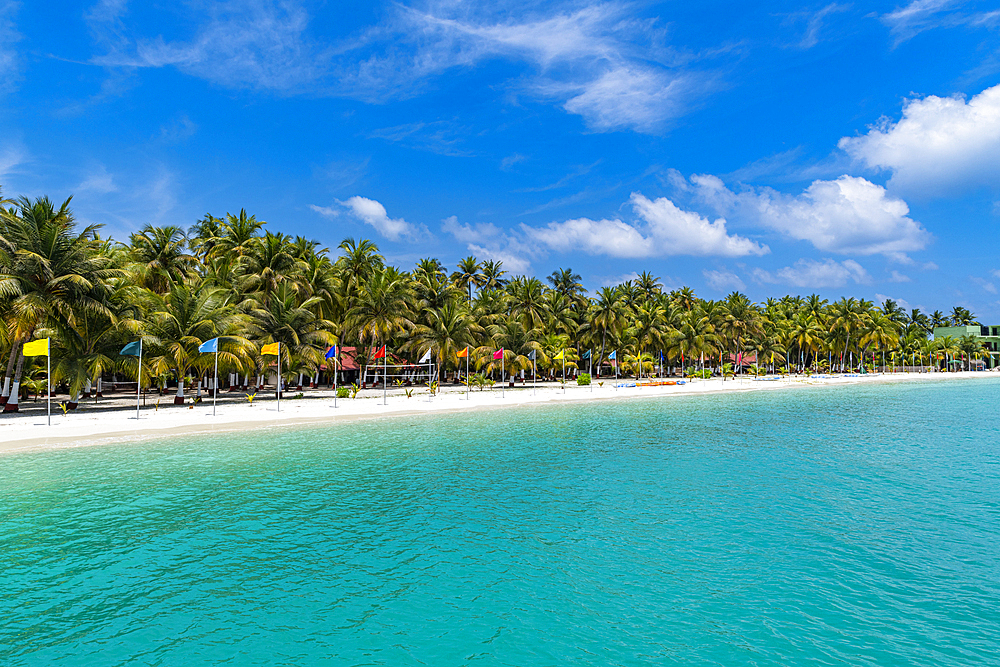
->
3, 378, 1000, 666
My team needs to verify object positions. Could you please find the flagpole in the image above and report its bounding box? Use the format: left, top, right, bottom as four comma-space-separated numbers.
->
533, 354, 536, 396
334, 346, 338, 408
501, 351, 505, 399
47, 344, 51, 426
213, 345, 219, 416
562, 352, 565, 393
277, 342, 281, 413
383, 345, 388, 406
589, 350, 592, 392
137, 339, 142, 420
466, 348, 469, 401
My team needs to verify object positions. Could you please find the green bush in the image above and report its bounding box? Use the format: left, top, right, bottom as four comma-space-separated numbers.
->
577, 373, 591, 386
336, 386, 350, 398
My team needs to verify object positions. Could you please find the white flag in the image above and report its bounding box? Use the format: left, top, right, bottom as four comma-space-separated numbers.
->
419, 348, 432, 363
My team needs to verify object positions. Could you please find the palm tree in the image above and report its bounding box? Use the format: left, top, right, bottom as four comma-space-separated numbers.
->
408, 300, 482, 380
592, 286, 625, 376
0, 196, 120, 410
451, 256, 483, 302
347, 267, 414, 383
145, 280, 253, 403
128, 225, 196, 293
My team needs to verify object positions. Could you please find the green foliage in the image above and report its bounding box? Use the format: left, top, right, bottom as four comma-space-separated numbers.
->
0, 186, 969, 414
577, 372, 591, 385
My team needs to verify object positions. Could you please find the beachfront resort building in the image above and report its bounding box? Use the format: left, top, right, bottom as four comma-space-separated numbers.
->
932, 325, 1000, 367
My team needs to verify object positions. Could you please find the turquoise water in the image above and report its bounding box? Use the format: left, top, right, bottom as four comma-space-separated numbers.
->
3, 379, 1000, 666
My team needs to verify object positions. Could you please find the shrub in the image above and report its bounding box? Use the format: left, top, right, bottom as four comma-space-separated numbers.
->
577, 372, 591, 386
336, 386, 350, 398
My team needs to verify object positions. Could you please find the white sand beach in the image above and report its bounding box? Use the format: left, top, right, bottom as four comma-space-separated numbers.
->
2, 370, 995, 455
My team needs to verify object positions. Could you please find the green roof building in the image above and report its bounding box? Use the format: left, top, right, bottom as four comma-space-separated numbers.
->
932, 325, 1000, 367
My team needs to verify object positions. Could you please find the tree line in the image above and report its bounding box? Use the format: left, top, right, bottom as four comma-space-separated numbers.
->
0, 191, 992, 410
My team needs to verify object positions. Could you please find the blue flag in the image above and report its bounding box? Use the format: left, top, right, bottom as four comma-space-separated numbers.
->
325, 345, 337, 359
120, 341, 141, 356
581, 349, 591, 360
608, 350, 616, 360
199, 338, 219, 354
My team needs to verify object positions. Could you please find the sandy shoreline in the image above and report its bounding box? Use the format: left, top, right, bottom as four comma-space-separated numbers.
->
1, 371, 996, 455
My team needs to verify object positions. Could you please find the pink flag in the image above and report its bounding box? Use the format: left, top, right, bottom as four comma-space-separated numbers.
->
493, 348, 504, 360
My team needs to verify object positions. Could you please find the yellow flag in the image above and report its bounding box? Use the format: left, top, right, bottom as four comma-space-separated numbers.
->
553, 350, 565, 360
23, 338, 49, 357
261, 342, 280, 356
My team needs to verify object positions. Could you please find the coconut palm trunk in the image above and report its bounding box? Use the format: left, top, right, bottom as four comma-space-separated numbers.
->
3, 351, 25, 413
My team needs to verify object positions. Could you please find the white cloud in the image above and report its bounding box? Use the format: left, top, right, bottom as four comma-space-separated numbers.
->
525, 192, 768, 258
158, 114, 198, 143
796, 3, 850, 49
880, 0, 998, 43
442, 215, 534, 273
691, 173, 930, 257
971, 275, 998, 294
441, 215, 501, 245
91, 0, 324, 93
839, 84, 1000, 195
76, 164, 118, 194
881, 0, 954, 42
309, 204, 340, 218
0, 146, 24, 184
889, 270, 912, 282
0, 1, 21, 95
753, 258, 870, 288
703, 269, 746, 292
336, 196, 422, 241
876, 294, 912, 311
401, 4, 704, 133
467, 243, 532, 274
500, 153, 527, 170
558, 67, 695, 133
88, 2, 706, 133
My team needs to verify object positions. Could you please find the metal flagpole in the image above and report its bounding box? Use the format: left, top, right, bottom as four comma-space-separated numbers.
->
334, 346, 338, 408
213, 344, 219, 416
533, 352, 536, 396
277, 342, 281, 413
562, 352, 565, 392
466, 348, 469, 401
383, 345, 388, 406
47, 345, 51, 426
137, 339, 142, 420
501, 351, 505, 399
589, 350, 593, 392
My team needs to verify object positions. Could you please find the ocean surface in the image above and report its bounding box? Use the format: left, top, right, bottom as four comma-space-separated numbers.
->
3, 378, 1000, 666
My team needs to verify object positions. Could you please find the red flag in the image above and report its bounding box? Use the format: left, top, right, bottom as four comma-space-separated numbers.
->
373, 345, 386, 360
493, 348, 504, 360
457, 347, 469, 358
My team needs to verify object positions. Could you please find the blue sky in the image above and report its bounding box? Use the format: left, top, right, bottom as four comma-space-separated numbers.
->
2, 0, 999, 316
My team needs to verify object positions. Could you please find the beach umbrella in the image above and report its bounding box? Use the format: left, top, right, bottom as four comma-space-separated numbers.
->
120, 340, 143, 420
261, 342, 281, 411
23, 338, 50, 425
199, 338, 220, 416
325, 345, 338, 408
